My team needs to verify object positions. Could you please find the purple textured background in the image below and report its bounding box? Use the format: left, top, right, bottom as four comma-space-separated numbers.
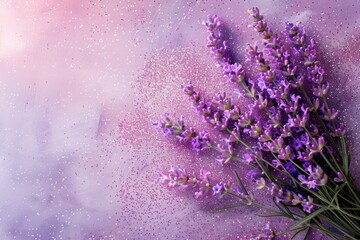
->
0, 0, 359, 239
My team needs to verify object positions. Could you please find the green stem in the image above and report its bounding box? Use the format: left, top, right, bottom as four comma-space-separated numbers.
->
226, 191, 294, 216
346, 181, 360, 205
275, 226, 307, 238
270, 152, 299, 188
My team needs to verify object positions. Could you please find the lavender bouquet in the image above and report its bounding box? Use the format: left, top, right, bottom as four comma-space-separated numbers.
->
153, 8, 360, 240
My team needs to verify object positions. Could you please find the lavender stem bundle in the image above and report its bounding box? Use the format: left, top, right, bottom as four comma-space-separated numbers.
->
154, 7, 360, 240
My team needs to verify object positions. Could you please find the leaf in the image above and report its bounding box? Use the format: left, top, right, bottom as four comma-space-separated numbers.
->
290, 207, 327, 230
273, 198, 285, 213
328, 183, 346, 209
272, 198, 296, 220
304, 227, 311, 240
233, 170, 248, 195
290, 227, 308, 240
255, 158, 274, 182
340, 135, 349, 176
280, 202, 296, 219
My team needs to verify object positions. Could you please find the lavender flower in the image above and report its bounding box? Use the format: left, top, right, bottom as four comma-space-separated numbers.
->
270, 183, 315, 213
203, 15, 230, 67
301, 196, 314, 214
334, 172, 345, 183
154, 113, 210, 152
253, 223, 274, 240
159, 165, 212, 199
212, 183, 225, 196
284, 162, 297, 175
298, 165, 328, 189
156, 7, 360, 240
159, 165, 190, 190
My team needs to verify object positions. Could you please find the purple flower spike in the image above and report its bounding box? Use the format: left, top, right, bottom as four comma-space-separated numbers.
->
238, 111, 253, 127
159, 165, 190, 190
248, 168, 263, 181
313, 83, 329, 97
278, 145, 294, 160
298, 165, 328, 189
223, 63, 246, 84
204, 15, 231, 67
321, 107, 339, 121
203, 15, 221, 32
199, 130, 210, 143
243, 152, 256, 164
247, 7, 263, 22
153, 114, 211, 153
301, 196, 314, 213
255, 223, 275, 240
284, 161, 298, 175
272, 159, 282, 169
334, 172, 345, 182
160, 166, 216, 199
212, 183, 225, 196
307, 136, 325, 154
191, 138, 202, 152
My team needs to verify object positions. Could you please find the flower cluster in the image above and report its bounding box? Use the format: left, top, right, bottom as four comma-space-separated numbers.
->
252, 223, 275, 240
270, 183, 314, 214
155, 7, 360, 240
298, 164, 328, 189
153, 113, 210, 152
159, 165, 230, 199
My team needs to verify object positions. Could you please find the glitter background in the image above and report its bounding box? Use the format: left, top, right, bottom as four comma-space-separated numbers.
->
0, 0, 359, 239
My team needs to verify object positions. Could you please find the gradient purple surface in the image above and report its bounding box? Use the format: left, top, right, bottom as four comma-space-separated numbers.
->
0, 1, 359, 239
